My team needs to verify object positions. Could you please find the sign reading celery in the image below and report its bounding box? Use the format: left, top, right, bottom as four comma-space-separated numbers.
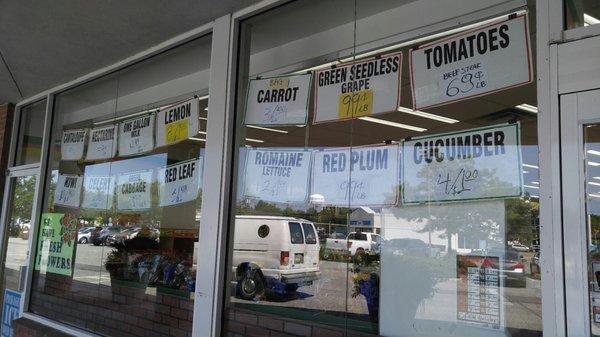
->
402, 123, 522, 204
313, 53, 402, 123
35, 213, 77, 276
156, 98, 199, 147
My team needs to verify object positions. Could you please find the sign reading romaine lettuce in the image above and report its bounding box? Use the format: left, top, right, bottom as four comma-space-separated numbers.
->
410, 14, 532, 109
402, 123, 522, 204
156, 98, 199, 147
243, 148, 311, 203
311, 144, 400, 206
53, 174, 83, 208
82, 175, 115, 210
86, 125, 118, 160
118, 113, 154, 156
313, 53, 402, 123
116, 170, 153, 210
35, 213, 76, 276
245, 74, 312, 125
158, 158, 203, 207
61, 129, 86, 161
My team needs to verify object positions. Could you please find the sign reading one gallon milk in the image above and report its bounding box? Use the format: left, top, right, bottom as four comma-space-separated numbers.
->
244, 148, 311, 203
119, 113, 154, 156
410, 14, 532, 109
1, 289, 21, 337
116, 170, 153, 210
156, 98, 199, 147
245, 74, 312, 125
86, 125, 118, 160
34, 213, 76, 276
314, 53, 402, 123
82, 175, 115, 210
158, 158, 203, 207
402, 123, 522, 204
311, 144, 399, 206
53, 174, 83, 208
61, 129, 86, 161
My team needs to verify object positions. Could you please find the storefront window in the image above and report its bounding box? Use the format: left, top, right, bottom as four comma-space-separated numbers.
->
225, 1, 542, 336
29, 35, 211, 337
15, 99, 46, 166
565, 0, 600, 29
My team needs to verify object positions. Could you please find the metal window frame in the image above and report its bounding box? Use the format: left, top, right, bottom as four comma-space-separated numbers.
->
211, 1, 562, 337
3, 20, 218, 337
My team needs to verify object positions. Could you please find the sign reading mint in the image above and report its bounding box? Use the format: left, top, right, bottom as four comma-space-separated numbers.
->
402, 123, 522, 204
410, 14, 532, 109
34, 213, 77, 276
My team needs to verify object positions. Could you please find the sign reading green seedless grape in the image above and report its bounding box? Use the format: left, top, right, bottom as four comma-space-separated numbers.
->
34, 213, 77, 276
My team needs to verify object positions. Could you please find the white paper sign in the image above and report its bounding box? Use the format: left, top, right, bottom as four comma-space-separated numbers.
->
245, 74, 312, 125
314, 53, 402, 123
402, 123, 522, 204
311, 144, 400, 206
86, 125, 118, 160
82, 175, 115, 210
158, 158, 203, 207
61, 129, 86, 161
244, 148, 311, 203
54, 174, 83, 208
116, 171, 153, 210
410, 14, 532, 109
118, 113, 154, 156
155, 98, 199, 147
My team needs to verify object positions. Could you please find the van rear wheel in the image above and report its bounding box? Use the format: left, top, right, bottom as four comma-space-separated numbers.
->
237, 269, 265, 301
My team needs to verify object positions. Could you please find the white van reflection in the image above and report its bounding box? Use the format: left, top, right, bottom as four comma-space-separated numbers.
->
232, 215, 321, 300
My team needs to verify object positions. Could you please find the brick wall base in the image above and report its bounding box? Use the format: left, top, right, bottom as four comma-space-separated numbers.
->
0, 103, 15, 201
13, 317, 73, 337
222, 307, 378, 337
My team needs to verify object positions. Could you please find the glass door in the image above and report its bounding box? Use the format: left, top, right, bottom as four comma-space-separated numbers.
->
561, 89, 600, 337
0, 170, 38, 336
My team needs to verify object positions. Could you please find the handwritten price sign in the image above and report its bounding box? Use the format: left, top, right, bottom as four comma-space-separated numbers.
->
165, 119, 189, 144
338, 89, 373, 118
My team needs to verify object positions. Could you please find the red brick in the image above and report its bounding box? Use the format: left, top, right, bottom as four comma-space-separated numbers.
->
313, 327, 344, 337
284, 322, 311, 337
236, 312, 258, 325
258, 316, 283, 331
246, 325, 270, 337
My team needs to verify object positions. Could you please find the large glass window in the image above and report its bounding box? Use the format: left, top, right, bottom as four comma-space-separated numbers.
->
565, 0, 600, 29
15, 99, 46, 166
29, 35, 211, 337
225, 1, 541, 336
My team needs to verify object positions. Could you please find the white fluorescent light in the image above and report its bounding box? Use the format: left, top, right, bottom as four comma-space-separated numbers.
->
530, 195, 539, 199
199, 117, 207, 121
523, 170, 529, 174
531, 181, 539, 185
588, 161, 600, 167
589, 193, 600, 198
589, 181, 600, 187
585, 13, 600, 26
245, 138, 265, 143
359, 116, 427, 132
197, 95, 209, 101
338, 11, 525, 63
189, 137, 206, 142
246, 125, 289, 134
593, 177, 600, 180
397, 106, 458, 124
524, 184, 539, 189
523, 164, 539, 169
197, 131, 207, 135
588, 150, 600, 156
516, 104, 538, 114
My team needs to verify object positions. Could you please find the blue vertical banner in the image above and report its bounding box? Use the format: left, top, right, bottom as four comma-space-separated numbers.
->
1, 289, 21, 337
